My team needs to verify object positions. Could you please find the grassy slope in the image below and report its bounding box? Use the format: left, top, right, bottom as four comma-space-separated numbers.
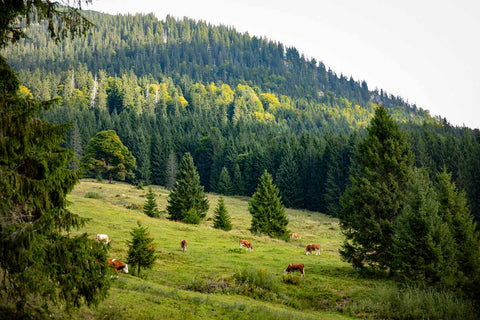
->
70, 180, 379, 319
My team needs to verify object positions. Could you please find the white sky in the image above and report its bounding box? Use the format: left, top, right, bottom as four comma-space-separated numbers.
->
86, 0, 480, 129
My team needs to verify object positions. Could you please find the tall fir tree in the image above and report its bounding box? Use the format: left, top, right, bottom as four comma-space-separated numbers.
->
436, 168, 480, 293
0, 2, 109, 318
166, 150, 178, 190
393, 168, 457, 286
143, 187, 160, 217
338, 106, 413, 269
217, 166, 233, 195
166, 152, 209, 224
232, 163, 245, 195
126, 222, 157, 277
213, 196, 232, 231
276, 150, 301, 208
249, 170, 288, 239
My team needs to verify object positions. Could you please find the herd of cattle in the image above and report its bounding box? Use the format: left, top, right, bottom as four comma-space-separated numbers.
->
99, 232, 322, 278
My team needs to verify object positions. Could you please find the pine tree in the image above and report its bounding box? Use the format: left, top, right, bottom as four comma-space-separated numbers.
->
0, 2, 108, 317
276, 150, 301, 208
393, 168, 457, 286
436, 168, 480, 292
213, 196, 232, 231
338, 106, 413, 269
249, 170, 288, 239
167, 152, 209, 224
217, 166, 233, 195
143, 187, 160, 217
232, 163, 245, 195
166, 150, 178, 190
126, 222, 157, 277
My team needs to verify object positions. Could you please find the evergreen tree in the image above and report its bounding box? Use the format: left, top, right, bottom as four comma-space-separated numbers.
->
126, 222, 157, 277
393, 168, 457, 286
166, 150, 178, 190
80, 130, 137, 183
217, 166, 233, 195
249, 170, 288, 239
143, 187, 160, 217
166, 152, 209, 224
213, 196, 232, 231
436, 168, 480, 292
0, 2, 109, 317
232, 163, 245, 195
338, 106, 413, 269
276, 150, 301, 208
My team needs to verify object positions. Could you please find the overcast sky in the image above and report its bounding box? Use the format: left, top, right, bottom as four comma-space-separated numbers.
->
87, 0, 480, 129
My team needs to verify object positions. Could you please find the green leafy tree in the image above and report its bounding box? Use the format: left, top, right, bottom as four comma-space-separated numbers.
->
393, 168, 457, 286
0, 1, 109, 318
213, 196, 232, 231
143, 187, 160, 217
338, 106, 413, 269
126, 222, 157, 277
167, 152, 209, 224
249, 170, 288, 239
80, 130, 137, 183
217, 166, 233, 195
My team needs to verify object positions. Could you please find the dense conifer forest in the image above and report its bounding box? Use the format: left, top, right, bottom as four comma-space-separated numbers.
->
2, 10, 479, 220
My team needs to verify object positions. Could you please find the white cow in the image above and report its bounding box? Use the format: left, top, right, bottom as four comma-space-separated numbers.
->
96, 234, 110, 244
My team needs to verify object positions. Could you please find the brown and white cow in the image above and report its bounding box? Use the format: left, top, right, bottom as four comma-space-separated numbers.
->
107, 258, 129, 275
290, 232, 301, 239
284, 263, 305, 277
97, 233, 110, 244
181, 239, 187, 252
239, 239, 253, 252
305, 243, 322, 255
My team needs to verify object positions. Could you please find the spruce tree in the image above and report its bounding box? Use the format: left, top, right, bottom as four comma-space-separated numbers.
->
436, 168, 480, 292
213, 196, 232, 231
166, 152, 209, 224
217, 166, 233, 195
338, 106, 413, 269
276, 150, 301, 208
0, 2, 109, 317
126, 222, 157, 277
393, 168, 457, 286
249, 170, 288, 239
144, 187, 160, 217
232, 163, 245, 195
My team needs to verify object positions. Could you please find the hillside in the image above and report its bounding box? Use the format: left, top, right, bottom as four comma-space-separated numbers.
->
69, 180, 368, 319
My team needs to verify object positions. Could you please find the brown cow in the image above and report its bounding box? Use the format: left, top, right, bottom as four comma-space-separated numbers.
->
239, 239, 253, 252
305, 243, 322, 255
107, 258, 129, 275
284, 263, 305, 277
181, 239, 187, 252
290, 232, 301, 239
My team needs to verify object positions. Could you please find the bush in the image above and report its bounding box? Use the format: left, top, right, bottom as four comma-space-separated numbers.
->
233, 268, 278, 293
346, 284, 477, 320
85, 191, 102, 199
282, 274, 302, 285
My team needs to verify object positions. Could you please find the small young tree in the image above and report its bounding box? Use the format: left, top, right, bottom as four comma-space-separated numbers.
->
167, 153, 209, 224
249, 170, 288, 239
126, 222, 157, 277
213, 196, 232, 231
143, 187, 160, 217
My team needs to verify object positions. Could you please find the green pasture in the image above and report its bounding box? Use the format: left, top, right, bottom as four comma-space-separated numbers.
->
70, 180, 377, 319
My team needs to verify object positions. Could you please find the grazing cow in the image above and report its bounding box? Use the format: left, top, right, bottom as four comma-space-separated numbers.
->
284, 263, 305, 277
239, 239, 253, 252
96, 234, 110, 244
107, 258, 129, 275
290, 232, 301, 239
181, 239, 187, 252
305, 243, 322, 255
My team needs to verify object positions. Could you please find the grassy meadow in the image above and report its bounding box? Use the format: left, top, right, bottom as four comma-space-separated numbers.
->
67, 180, 476, 320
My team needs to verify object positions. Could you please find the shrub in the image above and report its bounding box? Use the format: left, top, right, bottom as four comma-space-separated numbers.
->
346, 284, 477, 320
282, 274, 302, 285
85, 191, 102, 199
233, 268, 278, 293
